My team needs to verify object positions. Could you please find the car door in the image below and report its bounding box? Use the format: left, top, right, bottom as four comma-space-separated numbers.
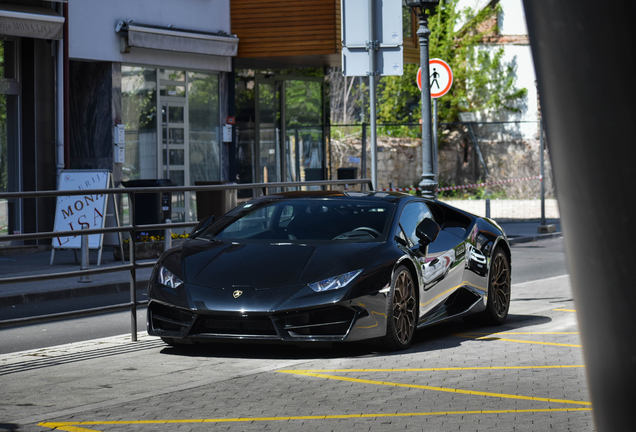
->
396, 201, 465, 319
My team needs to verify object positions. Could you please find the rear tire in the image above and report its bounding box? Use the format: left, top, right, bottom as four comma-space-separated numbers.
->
467, 247, 511, 326
376, 265, 418, 351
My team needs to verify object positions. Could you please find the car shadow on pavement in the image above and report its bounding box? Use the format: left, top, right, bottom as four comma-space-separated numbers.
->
387, 313, 554, 357
159, 340, 376, 360
158, 313, 552, 360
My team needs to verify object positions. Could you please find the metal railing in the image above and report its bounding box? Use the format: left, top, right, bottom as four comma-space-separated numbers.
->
329, 120, 557, 222
0, 179, 372, 339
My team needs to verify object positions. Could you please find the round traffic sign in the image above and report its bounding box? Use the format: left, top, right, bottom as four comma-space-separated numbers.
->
417, 58, 453, 98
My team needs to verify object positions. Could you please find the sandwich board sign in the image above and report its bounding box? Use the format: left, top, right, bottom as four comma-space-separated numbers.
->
51, 170, 115, 266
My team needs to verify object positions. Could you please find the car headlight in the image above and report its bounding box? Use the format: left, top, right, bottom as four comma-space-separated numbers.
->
158, 266, 184, 289
308, 269, 362, 293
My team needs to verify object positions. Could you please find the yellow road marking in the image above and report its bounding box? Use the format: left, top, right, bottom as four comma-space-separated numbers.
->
38, 408, 593, 431
475, 337, 582, 348
462, 332, 579, 335
39, 425, 99, 432
455, 333, 582, 348
279, 370, 591, 406
554, 308, 576, 312
280, 365, 585, 373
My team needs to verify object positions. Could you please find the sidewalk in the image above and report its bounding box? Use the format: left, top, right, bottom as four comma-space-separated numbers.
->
0, 220, 561, 308
0, 247, 154, 307
500, 219, 561, 244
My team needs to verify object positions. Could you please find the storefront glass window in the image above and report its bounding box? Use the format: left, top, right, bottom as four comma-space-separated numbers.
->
0, 40, 19, 236
159, 69, 185, 82
121, 66, 157, 181
285, 80, 323, 182
235, 73, 255, 196
160, 84, 186, 97
188, 71, 220, 183
122, 66, 220, 222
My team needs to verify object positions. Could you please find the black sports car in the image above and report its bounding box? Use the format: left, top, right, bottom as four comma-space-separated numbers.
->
147, 191, 511, 350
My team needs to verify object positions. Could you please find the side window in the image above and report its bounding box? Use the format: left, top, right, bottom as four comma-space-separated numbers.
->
278, 205, 294, 226
396, 226, 409, 246
398, 202, 433, 246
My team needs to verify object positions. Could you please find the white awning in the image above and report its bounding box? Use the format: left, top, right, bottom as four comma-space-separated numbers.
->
0, 4, 64, 40
116, 21, 238, 57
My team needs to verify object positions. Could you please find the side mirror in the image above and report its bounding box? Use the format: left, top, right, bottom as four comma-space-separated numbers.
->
415, 218, 440, 246
190, 215, 214, 238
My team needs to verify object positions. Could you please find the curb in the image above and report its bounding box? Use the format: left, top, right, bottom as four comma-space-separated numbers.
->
508, 232, 562, 245
0, 280, 149, 307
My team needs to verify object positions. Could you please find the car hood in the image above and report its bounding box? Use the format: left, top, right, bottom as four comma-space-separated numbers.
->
180, 239, 380, 289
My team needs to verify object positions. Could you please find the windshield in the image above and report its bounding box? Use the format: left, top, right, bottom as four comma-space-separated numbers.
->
201, 199, 395, 243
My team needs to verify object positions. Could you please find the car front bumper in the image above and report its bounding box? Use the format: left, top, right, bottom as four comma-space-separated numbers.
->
147, 290, 389, 343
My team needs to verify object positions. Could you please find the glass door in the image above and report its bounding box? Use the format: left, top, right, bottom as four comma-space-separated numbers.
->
254, 74, 325, 189
285, 79, 324, 183
161, 101, 188, 221
255, 78, 282, 184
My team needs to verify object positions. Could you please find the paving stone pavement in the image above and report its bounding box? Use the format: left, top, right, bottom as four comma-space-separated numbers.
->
1, 275, 592, 432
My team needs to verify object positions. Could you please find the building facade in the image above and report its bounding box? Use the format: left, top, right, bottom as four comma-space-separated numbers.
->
1, 0, 237, 242
71, 0, 237, 224
1, 0, 427, 240
0, 0, 62, 239
230, 0, 419, 194
457, 0, 538, 138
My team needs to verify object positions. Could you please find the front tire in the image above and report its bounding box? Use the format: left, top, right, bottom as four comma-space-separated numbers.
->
376, 265, 418, 351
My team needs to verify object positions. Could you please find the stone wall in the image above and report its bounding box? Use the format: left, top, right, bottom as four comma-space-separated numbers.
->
330, 137, 423, 189
329, 129, 555, 199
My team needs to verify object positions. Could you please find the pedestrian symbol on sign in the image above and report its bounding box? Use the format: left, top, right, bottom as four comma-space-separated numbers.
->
417, 59, 453, 98
430, 68, 440, 90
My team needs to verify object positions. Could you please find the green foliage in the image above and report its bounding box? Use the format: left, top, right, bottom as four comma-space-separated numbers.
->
376, 0, 528, 136
235, 68, 324, 125
286, 80, 322, 128
189, 73, 219, 107
376, 63, 421, 136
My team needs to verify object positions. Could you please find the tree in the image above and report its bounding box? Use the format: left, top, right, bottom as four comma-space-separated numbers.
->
374, 0, 527, 136
329, 72, 366, 125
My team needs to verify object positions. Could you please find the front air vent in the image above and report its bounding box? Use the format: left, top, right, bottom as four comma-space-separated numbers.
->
149, 303, 194, 333
279, 307, 356, 337
191, 315, 278, 336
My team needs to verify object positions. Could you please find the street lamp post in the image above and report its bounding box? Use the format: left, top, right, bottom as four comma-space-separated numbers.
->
406, 0, 439, 199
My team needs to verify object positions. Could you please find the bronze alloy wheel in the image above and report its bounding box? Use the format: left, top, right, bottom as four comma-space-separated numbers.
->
490, 250, 511, 319
470, 247, 512, 326
393, 268, 417, 344
377, 265, 417, 350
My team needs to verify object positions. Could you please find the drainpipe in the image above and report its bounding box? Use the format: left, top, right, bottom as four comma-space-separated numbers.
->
63, 2, 70, 170
55, 2, 65, 185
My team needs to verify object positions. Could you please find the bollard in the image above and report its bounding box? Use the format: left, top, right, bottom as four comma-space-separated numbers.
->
78, 225, 92, 283
164, 219, 172, 252
485, 198, 491, 219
